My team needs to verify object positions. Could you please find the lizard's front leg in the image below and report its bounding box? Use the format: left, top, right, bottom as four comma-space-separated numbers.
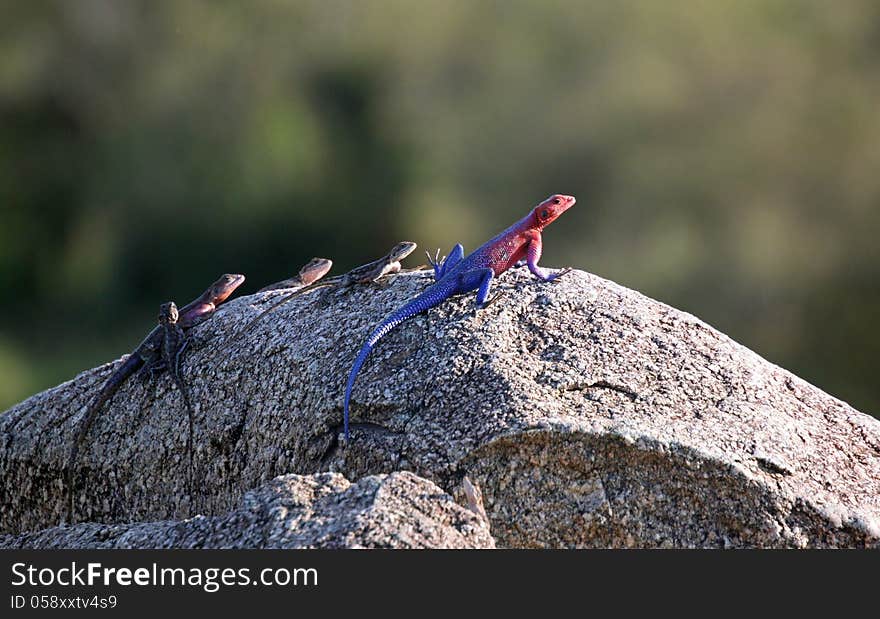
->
371, 261, 403, 288
526, 235, 569, 282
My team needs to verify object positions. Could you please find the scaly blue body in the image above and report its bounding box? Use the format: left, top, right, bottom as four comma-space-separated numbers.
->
342, 194, 576, 440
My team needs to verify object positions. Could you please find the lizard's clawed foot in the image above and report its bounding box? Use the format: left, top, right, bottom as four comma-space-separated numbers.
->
548, 267, 572, 282
478, 291, 507, 310
138, 361, 165, 381
426, 248, 446, 269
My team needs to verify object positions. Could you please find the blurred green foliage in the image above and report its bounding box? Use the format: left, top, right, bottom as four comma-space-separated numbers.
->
1, 0, 878, 416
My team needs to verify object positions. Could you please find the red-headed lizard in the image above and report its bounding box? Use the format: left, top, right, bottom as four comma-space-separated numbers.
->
343, 195, 575, 440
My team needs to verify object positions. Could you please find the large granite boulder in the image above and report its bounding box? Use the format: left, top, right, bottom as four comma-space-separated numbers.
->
2, 268, 878, 547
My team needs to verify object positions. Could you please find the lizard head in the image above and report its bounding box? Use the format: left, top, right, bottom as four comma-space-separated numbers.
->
207, 273, 246, 304
158, 301, 179, 325
298, 258, 333, 286
389, 241, 418, 262
532, 194, 575, 229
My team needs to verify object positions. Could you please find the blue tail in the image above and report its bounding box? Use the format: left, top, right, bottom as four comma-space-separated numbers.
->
343, 283, 450, 439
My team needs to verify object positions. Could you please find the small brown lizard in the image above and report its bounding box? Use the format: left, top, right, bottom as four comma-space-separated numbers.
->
234, 242, 418, 341
257, 257, 333, 293
66, 273, 245, 523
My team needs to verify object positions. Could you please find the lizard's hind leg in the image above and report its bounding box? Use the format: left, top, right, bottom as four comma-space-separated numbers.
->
480, 289, 507, 309
427, 244, 464, 281
138, 358, 166, 381
438, 244, 464, 280
459, 268, 503, 309
443, 244, 464, 273
426, 248, 444, 279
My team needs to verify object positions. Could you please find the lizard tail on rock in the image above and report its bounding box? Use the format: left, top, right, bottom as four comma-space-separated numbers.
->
344, 285, 451, 439
67, 354, 144, 524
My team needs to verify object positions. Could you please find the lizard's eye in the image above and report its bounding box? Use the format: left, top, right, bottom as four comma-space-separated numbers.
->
552, 198, 560, 205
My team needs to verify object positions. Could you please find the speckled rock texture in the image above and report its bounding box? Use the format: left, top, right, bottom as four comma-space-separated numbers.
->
0, 471, 493, 549
2, 268, 879, 547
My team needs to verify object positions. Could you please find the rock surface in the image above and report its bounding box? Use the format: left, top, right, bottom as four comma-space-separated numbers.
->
1, 268, 879, 547
0, 471, 493, 549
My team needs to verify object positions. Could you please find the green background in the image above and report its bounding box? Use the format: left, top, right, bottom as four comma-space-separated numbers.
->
1, 1, 878, 418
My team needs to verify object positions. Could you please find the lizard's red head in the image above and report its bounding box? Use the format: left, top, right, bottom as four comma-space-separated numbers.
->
533, 194, 575, 229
